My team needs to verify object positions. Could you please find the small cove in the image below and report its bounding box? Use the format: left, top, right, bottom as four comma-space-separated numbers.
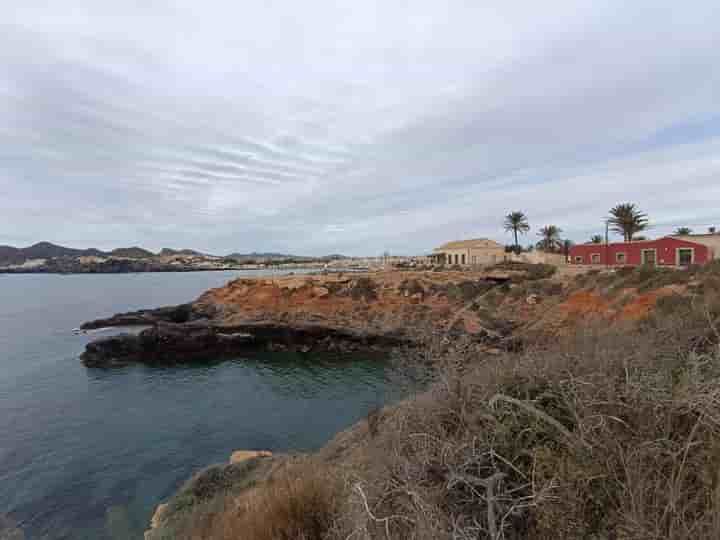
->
0, 272, 406, 539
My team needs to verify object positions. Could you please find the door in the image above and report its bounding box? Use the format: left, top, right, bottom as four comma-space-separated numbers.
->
641, 249, 656, 266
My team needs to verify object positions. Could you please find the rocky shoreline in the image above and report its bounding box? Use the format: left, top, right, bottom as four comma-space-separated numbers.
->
78, 271, 518, 367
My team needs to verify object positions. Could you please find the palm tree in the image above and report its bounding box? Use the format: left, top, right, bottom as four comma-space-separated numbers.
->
504, 211, 530, 253
607, 203, 649, 242
674, 227, 692, 235
562, 239, 574, 257
536, 225, 563, 252
590, 235, 604, 244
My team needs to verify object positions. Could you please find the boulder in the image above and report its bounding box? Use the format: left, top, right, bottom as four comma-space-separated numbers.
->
81, 333, 143, 367
312, 286, 330, 298
229, 450, 273, 465
150, 504, 168, 530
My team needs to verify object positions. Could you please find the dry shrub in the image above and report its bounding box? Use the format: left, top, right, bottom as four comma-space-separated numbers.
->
341, 288, 720, 540
180, 461, 343, 540
161, 266, 720, 540
350, 278, 379, 302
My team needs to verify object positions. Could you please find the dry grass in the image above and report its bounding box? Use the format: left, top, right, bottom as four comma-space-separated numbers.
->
335, 285, 720, 540
171, 461, 343, 540
159, 266, 720, 540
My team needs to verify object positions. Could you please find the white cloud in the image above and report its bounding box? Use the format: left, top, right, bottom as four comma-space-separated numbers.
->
1, 0, 719, 254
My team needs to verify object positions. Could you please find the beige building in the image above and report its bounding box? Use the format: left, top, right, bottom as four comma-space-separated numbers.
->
673, 234, 720, 259
433, 238, 507, 266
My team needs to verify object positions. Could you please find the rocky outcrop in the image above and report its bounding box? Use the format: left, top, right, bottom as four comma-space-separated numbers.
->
81, 323, 254, 366
229, 450, 273, 464
81, 319, 405, 366
81, 303, 211, 330
81, 271, 518, 366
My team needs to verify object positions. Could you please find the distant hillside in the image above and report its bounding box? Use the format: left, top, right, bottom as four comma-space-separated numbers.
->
159, 248, 207, 257
110, 247, 155, 259
0, 245, 24, 265
0, 241, 347, 266
225, 252, 297, 260
0, 242, 106, 265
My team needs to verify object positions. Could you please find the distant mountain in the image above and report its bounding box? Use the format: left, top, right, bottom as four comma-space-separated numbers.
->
159, 248, 208, 257
0, 242, 158, 265
0, 242, 107, 265
0, 245, 25, 265
0, 241, 347, 267
110, 247, 155, 259
225, 252, 299, 260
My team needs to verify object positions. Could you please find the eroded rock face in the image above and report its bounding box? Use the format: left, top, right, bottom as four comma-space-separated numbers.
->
81, 323, 254, 366
81, 333, 144, 366
81, 271, 519, 366
81, 303, 211, 330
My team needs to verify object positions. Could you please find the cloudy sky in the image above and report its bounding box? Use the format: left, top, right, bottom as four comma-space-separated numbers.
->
1, 1, 719, 255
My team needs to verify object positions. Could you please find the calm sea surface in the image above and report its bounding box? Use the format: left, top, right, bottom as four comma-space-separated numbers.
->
0, 271, 404, 539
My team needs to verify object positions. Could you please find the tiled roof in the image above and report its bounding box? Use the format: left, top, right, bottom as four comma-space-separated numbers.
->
435, 238, 504, 251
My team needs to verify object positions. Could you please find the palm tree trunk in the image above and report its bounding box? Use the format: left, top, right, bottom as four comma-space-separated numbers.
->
514, 229, 518, 251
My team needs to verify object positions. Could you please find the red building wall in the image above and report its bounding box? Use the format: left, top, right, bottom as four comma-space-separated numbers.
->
569, 237, 710, 266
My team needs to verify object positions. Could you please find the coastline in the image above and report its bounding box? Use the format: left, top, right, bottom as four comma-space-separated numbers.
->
77, 270, 521, 367
135, 262, 720, 540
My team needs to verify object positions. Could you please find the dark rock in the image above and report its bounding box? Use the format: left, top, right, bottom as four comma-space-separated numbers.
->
81, 303, 206, 330
81, 323, 254, 366
80, 319, 406, 367
81, 333, 143, 367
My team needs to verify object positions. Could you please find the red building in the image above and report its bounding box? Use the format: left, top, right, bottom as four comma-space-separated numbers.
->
568, 236, 712, 267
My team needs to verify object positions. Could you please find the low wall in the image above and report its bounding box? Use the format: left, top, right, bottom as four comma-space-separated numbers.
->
509, 252, 567, 266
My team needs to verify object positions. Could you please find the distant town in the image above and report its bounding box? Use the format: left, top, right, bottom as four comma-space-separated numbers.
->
0, 241, 423, 274
3, 203, 718, 274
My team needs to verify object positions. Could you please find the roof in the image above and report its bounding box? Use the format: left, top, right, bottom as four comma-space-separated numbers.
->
575, 236, 709, 249
434, 238, 504, 251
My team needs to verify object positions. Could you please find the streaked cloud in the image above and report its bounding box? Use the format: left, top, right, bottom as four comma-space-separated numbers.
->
1, 1, 719, 254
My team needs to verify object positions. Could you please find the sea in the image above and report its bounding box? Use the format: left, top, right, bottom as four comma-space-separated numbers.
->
0, 270, 404, 539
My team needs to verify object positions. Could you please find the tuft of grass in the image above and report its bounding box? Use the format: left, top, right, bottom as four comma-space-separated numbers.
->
350, 278, 378, 302
195, 462, 341, 540
445, 280, 496, 304
491, 261, 557, 281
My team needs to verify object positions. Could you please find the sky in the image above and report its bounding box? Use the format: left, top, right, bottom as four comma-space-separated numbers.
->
1, 1, 719, 256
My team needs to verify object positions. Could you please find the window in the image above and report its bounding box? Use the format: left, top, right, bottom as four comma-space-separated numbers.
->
461, 254, 466, 265
446, 254, 452, 265
616, 252, 626, 264
574, 256, 583, 264
591, 253, 601, 264
677, 248, 694, 266
641, 249, 656, 266
454, 254, 459, 265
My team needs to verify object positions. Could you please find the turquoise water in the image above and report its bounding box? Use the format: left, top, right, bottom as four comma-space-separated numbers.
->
0, 272, 402, 539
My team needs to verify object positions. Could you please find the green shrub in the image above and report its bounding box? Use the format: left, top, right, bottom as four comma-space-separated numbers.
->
350, 277, 378, 301
656, 293, 693, 315
444, 280, 496, 304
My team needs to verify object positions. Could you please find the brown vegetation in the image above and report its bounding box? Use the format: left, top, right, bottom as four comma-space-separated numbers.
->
183, 461, 342, 540
152, 263, 720, 540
